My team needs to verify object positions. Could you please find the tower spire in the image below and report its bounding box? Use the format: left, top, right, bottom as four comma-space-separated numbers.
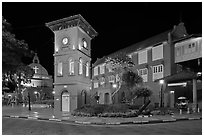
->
33, 53, 40, 64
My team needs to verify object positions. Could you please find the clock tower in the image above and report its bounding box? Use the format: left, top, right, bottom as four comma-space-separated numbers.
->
46, 15, 97, 114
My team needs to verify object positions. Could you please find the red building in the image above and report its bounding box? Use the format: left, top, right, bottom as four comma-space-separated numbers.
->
92, 22, 201, 110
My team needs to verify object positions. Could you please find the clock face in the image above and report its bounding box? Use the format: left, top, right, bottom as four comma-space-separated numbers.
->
62, 37, 69, 45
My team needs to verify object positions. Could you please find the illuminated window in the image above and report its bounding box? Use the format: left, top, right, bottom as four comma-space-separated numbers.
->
79, 58, 83, 75
108, 75, 115, 83
82, 38, 88, 49
57, 62, 63, 76
100, 64, 105, 74
138, 68, 148, 82
94, 82, 99, 88
86, 62, 89, 77
152, 44, 163, 61
69, 58, 74, 75
100, 77, 105, 86
94, 66, 98, 76
152, 64, 164, 81
138, 49, 147, 64
116, 74, 120, 82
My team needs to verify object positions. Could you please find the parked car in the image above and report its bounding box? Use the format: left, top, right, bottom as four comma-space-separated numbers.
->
176, 97, 189, 110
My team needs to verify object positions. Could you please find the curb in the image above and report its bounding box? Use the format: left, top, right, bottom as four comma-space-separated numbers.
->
3, 115, 202, 125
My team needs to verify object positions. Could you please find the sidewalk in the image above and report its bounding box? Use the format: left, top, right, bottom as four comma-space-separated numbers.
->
2, 106, 202, 125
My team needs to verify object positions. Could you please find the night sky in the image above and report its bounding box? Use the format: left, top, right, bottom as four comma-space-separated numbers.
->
2, 2, 202, 76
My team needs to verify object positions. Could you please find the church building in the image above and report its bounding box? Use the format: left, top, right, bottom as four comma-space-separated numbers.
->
28, 53, 53, 88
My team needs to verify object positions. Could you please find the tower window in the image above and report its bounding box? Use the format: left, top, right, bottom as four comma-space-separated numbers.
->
86, 62, 89, 77
69, 58, 74, 75
57, 62, 63, 76
79, 58, 83, 75
82, 38, 88, 49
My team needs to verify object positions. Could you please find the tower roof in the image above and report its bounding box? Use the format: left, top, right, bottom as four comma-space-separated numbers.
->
46, 14, 98, 39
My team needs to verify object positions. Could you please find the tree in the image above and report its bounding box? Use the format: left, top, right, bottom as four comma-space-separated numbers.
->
2, 17, 34, 103
2, 17, 33, 72
132, 87, 152, 104
105, 53, 135, 99
105, 52, 152, 105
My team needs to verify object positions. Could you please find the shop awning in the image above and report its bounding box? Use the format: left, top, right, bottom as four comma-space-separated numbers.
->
155, 70, 198, 83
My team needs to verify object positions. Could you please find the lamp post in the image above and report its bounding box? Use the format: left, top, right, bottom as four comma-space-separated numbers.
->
28, 92, 31, 111
159, 80, 164, 108
112, 83, 117, 103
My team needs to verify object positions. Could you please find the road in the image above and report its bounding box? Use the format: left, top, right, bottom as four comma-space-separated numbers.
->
2, 118, 202, 135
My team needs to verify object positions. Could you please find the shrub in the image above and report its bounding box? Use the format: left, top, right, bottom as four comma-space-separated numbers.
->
72, 104, 141, 117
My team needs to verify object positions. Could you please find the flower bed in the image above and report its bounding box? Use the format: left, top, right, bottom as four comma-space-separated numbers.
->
72, 104, 140, 117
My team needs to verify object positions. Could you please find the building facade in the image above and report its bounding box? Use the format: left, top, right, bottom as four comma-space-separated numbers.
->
46, 15, 97, 113
92, 22, 202, 109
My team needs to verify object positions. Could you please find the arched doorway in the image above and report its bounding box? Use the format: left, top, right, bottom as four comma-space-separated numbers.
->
81, 90, 87, 106
104, 93, 110, 104
61, 91, 70, 112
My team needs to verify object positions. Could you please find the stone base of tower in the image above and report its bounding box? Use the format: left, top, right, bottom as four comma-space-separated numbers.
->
53, 83, 90, 116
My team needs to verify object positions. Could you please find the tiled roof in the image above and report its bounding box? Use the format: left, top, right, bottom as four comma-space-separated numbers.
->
93, 30, 170, 67
93, 22, 193, 67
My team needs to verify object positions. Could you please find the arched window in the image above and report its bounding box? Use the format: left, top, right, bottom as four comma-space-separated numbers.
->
81, 90, 87, 106
57, 62, 63, 76
69, 58, 74, 75
79, 58, 83, 75
86, 62, 89, 77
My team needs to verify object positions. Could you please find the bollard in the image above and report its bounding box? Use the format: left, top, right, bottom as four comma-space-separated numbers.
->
187, 107, 190, 114
179, 109, 182, 115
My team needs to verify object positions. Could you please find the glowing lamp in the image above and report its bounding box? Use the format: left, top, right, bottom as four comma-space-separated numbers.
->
159, 80, 164, 85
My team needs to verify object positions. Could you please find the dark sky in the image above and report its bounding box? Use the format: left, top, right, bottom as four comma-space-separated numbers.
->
2, 2, 202, 76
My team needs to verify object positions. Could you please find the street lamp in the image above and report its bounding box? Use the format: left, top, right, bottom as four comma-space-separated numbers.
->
112, 83, 117, 89
159, 80, 164, 108
34, 91, 38, 102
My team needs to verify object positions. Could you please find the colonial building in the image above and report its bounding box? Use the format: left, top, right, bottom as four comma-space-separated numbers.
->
92, 22, 202, 110
46, 15, 97, 113
46, 14, 201, 113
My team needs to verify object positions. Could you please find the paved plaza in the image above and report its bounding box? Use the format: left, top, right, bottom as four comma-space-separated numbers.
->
2, 105, 202, 125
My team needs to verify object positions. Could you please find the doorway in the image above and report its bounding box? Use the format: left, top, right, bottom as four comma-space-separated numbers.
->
104, 93, 110, 104
62, 91, 70, 112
